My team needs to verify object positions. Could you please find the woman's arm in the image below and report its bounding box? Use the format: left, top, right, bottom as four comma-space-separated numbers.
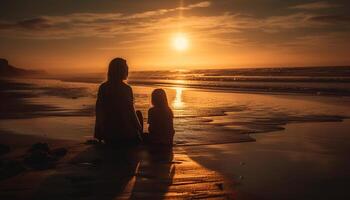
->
147, 108, 153, 133
94, 85, 104, 141
127, 87, 143, 132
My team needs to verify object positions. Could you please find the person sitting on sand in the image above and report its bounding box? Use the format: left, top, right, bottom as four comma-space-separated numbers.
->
94, 58, 143, 145
147, 89, 175, 146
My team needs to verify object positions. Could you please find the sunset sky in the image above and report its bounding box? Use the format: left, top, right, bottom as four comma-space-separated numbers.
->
1, 0, 349, 72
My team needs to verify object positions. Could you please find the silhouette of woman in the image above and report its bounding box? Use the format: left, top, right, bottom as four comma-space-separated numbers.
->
94, 58, 143, 145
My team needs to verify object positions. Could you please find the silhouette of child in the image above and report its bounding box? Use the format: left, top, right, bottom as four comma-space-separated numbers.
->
147, 89, 175, 145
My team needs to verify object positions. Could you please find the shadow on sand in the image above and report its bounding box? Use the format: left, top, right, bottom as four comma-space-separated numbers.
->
33, 144, 174, 200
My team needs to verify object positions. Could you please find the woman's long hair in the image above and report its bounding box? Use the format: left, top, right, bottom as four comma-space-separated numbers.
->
107, 57, 128, 83
151, 89, 169, 108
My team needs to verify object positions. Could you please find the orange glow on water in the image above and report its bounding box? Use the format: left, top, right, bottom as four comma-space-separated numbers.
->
172, 87, 184, 109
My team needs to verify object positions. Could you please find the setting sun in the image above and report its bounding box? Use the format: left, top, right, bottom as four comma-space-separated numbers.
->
172, 33, 189, 51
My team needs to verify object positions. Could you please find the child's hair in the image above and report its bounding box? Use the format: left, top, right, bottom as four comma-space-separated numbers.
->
151, 89, 169, 108
107, 57, 128, 82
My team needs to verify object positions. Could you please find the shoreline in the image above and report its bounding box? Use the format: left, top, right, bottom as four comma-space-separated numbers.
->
46, 77, 350, 97
7, 76, 350, 97
0, 78, 350, 144
0, 77, 349, 147
0, 117, 348, 147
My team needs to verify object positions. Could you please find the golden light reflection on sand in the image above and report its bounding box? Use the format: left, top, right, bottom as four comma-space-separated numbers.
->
172, 87, 184, 109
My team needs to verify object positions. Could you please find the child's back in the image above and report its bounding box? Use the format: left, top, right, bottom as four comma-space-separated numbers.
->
147, 89, 175, 145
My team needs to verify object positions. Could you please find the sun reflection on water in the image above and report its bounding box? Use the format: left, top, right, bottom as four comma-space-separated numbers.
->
172, 87, 184, 109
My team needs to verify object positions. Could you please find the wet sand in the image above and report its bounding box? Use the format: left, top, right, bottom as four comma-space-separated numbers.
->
186, 120, 350, 200
1, 78, 349, 146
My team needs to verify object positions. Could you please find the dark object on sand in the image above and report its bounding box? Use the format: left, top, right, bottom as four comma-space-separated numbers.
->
0, 144, 10, 155
25, 143, 68, 170
0, 159, 25, 180
66, 175, 96, 184
215, 183, 224, 190
51, 147, 68, 157
28, 142, 50, 153
85, 139, 101, 145
24, 150, 55, 169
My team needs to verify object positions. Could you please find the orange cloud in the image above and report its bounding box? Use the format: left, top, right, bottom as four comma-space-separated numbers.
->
289, 1, 339, 10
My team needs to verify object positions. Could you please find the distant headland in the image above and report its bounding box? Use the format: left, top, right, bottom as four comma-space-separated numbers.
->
0, 58, 45, 77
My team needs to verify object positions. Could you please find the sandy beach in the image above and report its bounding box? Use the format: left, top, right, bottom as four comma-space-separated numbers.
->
0, 131, 234, 199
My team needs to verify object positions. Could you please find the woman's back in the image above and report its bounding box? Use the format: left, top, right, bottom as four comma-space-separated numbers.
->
96, 81, 138, 142
99, 81, 132, 114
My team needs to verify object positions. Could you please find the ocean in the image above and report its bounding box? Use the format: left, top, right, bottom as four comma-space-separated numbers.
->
61, 66, 350, 96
